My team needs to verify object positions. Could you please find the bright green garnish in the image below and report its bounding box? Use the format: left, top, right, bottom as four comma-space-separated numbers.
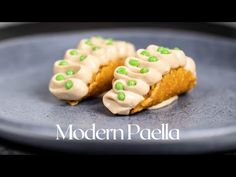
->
157, 47, 164, 52
129, 59, 140, 67
85, 39, 93, 46
148, 56, 158, 62
140, 67, 149, 74
116, 67, 128, 75
66, 69, 75, 76
106, 38, 113, 45
115, 82, 124, 90
69, 50, 78, 56
127, 80, 137, 86
162, 49, 170, 54
55, 74, 65, 81
174, 47, 180, 50
117, 92, 125, 101
92, 46, 101, 51
140, 50, 150, 57
95, 35, 102, 39
157, 47, 170, 54
65, 80, 73, 90
80, 55, 87, 61
59, 60, 68, 66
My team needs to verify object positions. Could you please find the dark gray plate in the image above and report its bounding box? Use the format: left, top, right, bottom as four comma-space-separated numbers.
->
0, 23, 236, 154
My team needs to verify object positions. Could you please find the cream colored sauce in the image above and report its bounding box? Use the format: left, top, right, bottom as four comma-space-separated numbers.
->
103, 90, 144, 115
49, 37, 135, 101
148, 96, 178, 110
103, 45, 196, 115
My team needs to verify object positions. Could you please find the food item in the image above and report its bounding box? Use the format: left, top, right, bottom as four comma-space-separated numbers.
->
49, 36, 135, 105
103, 45, 197, 115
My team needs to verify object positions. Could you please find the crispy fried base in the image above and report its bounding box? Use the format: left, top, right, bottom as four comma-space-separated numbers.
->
131, 67, 197, 114
67, 58, 125, 106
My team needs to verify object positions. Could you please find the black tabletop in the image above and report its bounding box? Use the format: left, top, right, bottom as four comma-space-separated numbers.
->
0, 139, 29, 155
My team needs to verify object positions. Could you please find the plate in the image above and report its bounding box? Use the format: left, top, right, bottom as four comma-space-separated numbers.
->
0, 23, 236, 154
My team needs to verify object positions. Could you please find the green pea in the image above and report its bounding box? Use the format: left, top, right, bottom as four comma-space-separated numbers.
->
127, 80, 137, 86
117, 92, 125, 101
95, 35, 102, 39
106, 38, 113, 45
59, 60, 68, 66
140, 67, 149, 74
55, 74, 65, 81
174, 47, 180, 50
66, 69, 75, 76
157, 47, 170, 54
85, 39, 93, 46
115, 82, 124, 90
157, 47, 164, 52
140, 50, 150, 57
80, 55, 87, 61
148, 56, 158, 62
65, 80, 73, 90
129, 59, 140, 67
161, 48, 170, 54
69, 50, 78, 56
116, 67, 128, 75
92, 46, 101, 51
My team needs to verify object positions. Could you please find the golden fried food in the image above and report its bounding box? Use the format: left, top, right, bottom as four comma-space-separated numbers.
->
103, 45, 197, 115
49, 36, 135, 105
131, 67, 196, 114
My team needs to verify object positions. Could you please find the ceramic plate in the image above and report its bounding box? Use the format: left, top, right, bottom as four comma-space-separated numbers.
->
0, 23, 235, 154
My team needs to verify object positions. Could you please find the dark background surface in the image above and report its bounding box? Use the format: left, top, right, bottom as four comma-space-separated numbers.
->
0, 22, 235, 155
0, 139, 29, 155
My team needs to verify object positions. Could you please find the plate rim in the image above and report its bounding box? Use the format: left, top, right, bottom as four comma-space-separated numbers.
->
0, 22, 236, 154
